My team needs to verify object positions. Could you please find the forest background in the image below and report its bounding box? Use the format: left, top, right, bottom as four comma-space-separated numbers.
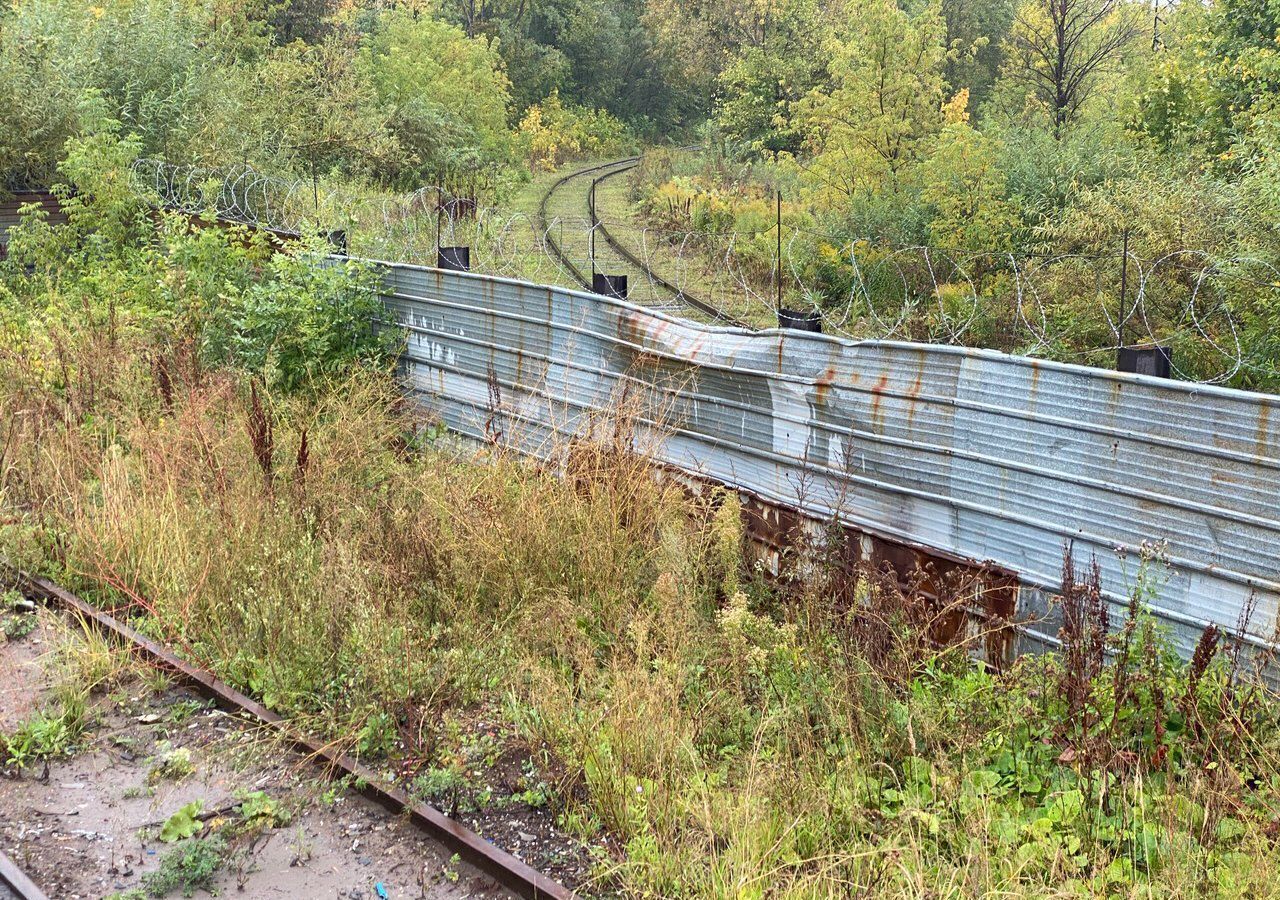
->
3, 0, 1279, 386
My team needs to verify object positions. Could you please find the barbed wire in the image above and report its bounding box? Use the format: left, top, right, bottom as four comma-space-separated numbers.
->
132, 157, 1275, 386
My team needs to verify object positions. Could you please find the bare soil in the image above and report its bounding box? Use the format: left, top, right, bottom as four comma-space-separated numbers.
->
0, 612, 513, 899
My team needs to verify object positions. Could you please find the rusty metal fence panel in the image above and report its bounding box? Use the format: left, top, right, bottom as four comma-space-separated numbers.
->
374, 261, 1280, 661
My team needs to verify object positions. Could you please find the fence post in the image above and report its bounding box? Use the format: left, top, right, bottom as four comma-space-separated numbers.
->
592, 273, 628, 299
438, 246, 471, 271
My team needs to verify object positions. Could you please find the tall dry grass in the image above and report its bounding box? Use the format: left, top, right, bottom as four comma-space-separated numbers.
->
5, 307, 1280, 898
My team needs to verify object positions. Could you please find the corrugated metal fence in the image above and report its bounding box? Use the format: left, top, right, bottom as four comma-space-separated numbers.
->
375, 260, 1280, 663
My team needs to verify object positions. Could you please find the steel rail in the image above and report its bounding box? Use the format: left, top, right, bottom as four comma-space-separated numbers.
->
4, 568, 575, 900
538, 155, 743, 326
0, 850, 49, 900
588, 160, 745, 327
536, 156, 640, 290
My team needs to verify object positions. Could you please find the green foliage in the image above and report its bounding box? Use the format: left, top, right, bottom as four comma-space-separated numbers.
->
355, 709, 397, 760
919, 120, 1019, 249
143, 834, 226, 897
359, 9, 514, 187
210, 247, 394, 393
236, 790, 290, 829
798, 0, 951, 200
3, 704, 82, 767
5, 0, 1280, 894
147, 742, 194, 783
1, 589, 36, 640
517, 90, 635, 172
2, 665, 90, 768
1, 612, 36, 640
2, 121, 396, 395
159, 800, 204, 843
714, 0, 833, 154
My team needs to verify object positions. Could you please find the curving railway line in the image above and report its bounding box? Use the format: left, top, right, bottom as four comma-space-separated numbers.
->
537, 156, 746, 327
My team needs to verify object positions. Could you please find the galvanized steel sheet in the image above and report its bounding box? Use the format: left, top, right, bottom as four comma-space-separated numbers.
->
374, 261, 1280, 660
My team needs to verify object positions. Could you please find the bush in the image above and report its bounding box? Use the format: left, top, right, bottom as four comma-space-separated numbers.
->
516, 90, 634, 172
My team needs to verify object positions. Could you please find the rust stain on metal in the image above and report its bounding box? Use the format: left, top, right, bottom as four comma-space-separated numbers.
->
814, 364, 839, 407
864, 537, 1017, 665
659, 467, 1021, 668
9, 571, 575, 900
905, 354, 926, 431
1257, 403, 1272, 461
870, 372, 890, 433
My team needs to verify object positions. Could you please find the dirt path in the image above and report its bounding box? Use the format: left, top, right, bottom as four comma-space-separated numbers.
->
0, 613, 513, 899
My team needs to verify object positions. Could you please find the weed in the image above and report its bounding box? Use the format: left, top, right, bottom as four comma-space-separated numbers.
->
289, 825, 313, 866
159, 800, 204, 843
165, 698, 209, 727
443, 852, 461, 883
1, 612, 35, 639
8, 200, 1280, 897
3, 707, 80, 767
246, 380, 274, 491
147, 742, 195, 783
53, 614, 131, 694
1, 589, 35, 639
355, 710, 398, 760
235, 790, 290, 829
319, 775, 354, 807
3, 674, 89, 768
142, 834, 227, 898
412, 765, 474, 814
512, 758, 553, 808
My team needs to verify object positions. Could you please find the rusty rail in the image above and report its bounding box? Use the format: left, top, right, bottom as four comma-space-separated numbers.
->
0, 850, 49, 900
536, 156, 638, 291
588, 159, 744, 327
6, 569, 574, 900
537, 155, 740, 326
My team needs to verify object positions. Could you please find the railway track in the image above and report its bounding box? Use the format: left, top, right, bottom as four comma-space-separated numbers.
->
538, 156, 745, 327
1, 567, 575, 900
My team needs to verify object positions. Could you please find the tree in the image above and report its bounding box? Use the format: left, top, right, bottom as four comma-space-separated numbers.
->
714, 0, 834, 153
939, 0, 1014, 111
192, 34, 402, 179
643, 0, 764, 94
359, 9, 514, 188
796, 0, 950, 200
267, 0, 343, 44
919, 99, 1020, 249
1003, 0, 1140, 137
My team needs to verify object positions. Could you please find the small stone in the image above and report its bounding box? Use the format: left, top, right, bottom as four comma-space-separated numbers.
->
518, 831, 536, 843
